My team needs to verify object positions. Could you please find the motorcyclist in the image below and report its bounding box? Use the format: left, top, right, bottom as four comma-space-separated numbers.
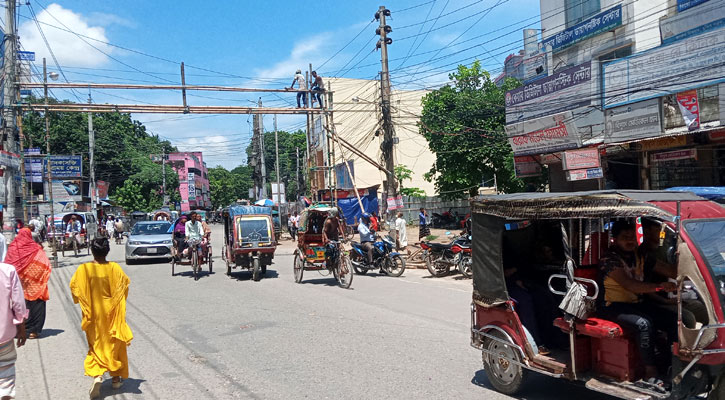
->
357, 214, 375, 266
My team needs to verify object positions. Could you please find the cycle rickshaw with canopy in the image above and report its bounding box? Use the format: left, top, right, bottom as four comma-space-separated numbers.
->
221, 205, 277, 281
169, 215, 212, 280
469, 190, 725, 399
292, 204, 353, 289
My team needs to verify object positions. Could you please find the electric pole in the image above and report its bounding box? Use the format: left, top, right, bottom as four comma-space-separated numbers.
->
44, 58, 57, 265
258, 98, 266, 199
3, 0, 18, 235
274, 114, 281, 204
88, 91, 96, 217
162, 152, 168, 207
296, 146, 300, 200
376, 5, 397, 218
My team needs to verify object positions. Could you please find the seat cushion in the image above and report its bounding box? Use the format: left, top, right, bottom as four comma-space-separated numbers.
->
428, 242, 451, 251
554, 317, 624, 339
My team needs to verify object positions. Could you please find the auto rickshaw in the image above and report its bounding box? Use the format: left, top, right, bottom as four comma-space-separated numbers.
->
221, 205, 277, 281
469, 190, 725, 399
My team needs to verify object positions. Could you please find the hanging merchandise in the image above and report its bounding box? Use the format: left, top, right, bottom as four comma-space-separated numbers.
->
676, 90, 701, 131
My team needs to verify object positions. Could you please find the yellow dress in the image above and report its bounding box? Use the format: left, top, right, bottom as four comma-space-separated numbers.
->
69, 261, 133, 378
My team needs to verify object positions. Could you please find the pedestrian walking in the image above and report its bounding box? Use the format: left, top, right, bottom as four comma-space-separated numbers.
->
395, 212, 409, 254
0, 259, 27, 400
105, 216, 115, 239
69, 238, 133, 399
310, 71, 324, 109
418, 208, 430, 241
289, 212, 300, 241
289, 69, 308, 108
5, 228, 51, 339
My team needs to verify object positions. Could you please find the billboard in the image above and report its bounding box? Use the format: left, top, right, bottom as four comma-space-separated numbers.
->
46, 155, 82, 178
661, 0, 725, 45
505, 111, 581, 156
540, 5, 622, 52
24, 148, 43, 183
604, 98, 663, 143
187, 172, 196, 200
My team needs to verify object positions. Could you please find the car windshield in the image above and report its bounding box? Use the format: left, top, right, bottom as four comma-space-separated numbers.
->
131, 222, 170, 235
237, 218, 270, 243
684, 219, 725, 293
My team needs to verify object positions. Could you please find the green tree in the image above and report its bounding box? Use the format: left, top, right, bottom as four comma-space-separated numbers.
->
246, 129, 306, 201
113, 181, 147, 212
394, 165, 425, 197
420, 61, 531, 198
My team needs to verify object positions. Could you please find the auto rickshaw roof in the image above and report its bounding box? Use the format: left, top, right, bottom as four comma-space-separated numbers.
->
471, 190, 705, 221
227, 205, 271, 217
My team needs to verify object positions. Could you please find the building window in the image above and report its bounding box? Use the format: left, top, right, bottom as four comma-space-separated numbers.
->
566, 0, 600, 27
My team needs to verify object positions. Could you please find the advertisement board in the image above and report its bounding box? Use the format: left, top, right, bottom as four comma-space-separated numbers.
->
514, 156, 542, 177
562, 148, 600, 170
677, 0, 711, 12
24, 148, 43, 183
566, 167, 604, 181
676, 90, 701, 131
604, 98, 662, 143
651, 149, 697, 162
506, 61, 592, 123
51, 179, 82, 202
46, 155, 82, 178
661, 0, 724, 44
187, 172, 196, 200
540, 5, 622, 51
505, 111, 581, 156
603, 27, 725, 108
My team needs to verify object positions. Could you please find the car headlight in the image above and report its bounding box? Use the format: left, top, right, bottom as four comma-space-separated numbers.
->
162, 240, 172, 245
128, 241, 141, 245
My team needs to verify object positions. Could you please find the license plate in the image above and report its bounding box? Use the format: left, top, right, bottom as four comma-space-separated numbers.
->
146, 247, 157, 254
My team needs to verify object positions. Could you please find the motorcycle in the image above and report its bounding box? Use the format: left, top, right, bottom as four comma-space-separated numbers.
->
451, 236, 472, 278
350, 235, 406, 277
421, 235, 470, 277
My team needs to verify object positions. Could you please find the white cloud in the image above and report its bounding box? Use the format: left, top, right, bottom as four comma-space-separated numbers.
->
255, 33, 330, 80
18, 3, 113, 67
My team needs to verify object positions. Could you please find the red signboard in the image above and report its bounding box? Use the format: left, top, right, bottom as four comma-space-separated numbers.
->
562, 148, 600, 170
676, 90, 700, 131
514, 156, 542, 177
651, 148, 697, 163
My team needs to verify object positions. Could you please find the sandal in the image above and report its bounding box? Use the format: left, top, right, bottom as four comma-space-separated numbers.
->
89, 376, 102, 399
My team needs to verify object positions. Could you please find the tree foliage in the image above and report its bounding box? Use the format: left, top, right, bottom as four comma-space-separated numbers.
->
21, 96, 178, 211
420, 61, 528, 198
207, 165, 254, 209
394, 165, 425, 197
245, 129, 306, 201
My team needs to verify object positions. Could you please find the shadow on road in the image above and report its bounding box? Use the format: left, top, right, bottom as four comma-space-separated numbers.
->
37, 328, 64, 338
226, 269, 280, 281
471, 369, 611, 399
172, 270, 215, 280
100, 377, 146, 399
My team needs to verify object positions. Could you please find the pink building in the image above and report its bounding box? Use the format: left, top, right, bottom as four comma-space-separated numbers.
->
168, 152, 211, 212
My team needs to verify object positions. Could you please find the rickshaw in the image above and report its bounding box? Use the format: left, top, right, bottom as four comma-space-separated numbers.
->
152, 210, 171, 221
292, 204, 353, 289
469, 190, 725, 399
169, 216, 212, 280
55, 212, 94, 256
221, 205, 277, 281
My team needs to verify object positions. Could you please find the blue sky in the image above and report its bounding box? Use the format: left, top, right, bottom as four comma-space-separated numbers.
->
16, 0, 540, 169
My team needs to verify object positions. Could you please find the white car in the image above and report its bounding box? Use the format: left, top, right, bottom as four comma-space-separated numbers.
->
125, 221, 173, 264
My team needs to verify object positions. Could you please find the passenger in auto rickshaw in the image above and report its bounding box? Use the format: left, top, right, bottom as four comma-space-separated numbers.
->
599, 220, 678, 382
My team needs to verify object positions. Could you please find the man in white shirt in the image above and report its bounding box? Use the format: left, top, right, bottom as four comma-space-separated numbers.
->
289, 69, 308, 108
395, 212, 408, 254
105, 216, 115, 239
289, 212, 300, 241
184, 212, 204, 258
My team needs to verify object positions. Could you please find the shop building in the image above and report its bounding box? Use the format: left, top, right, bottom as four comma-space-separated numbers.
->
168, 152, 211, 212
505, 0, 725, 191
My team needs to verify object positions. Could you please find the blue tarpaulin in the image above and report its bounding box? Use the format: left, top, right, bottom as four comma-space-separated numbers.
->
338, 189, 378, 225
666, 187, 725, 201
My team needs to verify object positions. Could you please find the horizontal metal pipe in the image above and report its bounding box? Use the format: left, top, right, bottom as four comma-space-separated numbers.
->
20, 103, 377, 115
19, 82, 331, 94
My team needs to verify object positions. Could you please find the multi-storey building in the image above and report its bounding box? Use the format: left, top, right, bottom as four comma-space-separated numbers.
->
494, 51, 526, 87
505, 0, 725, 191
168, 152, 211, 212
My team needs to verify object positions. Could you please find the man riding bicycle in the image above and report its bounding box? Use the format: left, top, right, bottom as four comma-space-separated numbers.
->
322, 208, 345, 268
184, 212, 204, 260
66, 216, 82, 248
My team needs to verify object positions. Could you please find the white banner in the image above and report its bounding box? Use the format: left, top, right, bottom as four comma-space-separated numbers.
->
505, 111, 581, 156
603, 27, 725, 108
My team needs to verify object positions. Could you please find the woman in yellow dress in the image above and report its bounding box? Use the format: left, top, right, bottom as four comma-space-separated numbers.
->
70, 237, 133, 399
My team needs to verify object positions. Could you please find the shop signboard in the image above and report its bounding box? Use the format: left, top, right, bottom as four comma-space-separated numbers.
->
514, 156, 542, 177
604, 98, 662, 143
505, 111, 581, 156
719, 83, 725, 125
566, 167, 604, 181
603, 27, 725, 108
639, 135, 688, 151
651, 148, 697, 162
0, 151, 20, 169
187, 172, 196, 200
661, 0, 724, 44
676, 90, 701, 131
562, 148, 600, 170
708, 129, 725, 142
23, 148, 43, 183
506, 61, 592, 123
677, 0, 710, 12
540, 5, 622, 52
45, 155, 82, 178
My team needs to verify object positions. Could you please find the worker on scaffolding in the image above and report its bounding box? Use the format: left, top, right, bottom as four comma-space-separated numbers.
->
310, 71, 325, 109
289, 69, 308, 108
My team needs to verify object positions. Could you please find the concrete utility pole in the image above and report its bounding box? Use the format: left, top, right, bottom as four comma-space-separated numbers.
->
258, 98, 266, 199
43, 58, 57, 265
88, 91, 96, 216
376, 5, 397, 218
3, 0, 18, 235
296, 146, 300, 200
274, 114, 281, 204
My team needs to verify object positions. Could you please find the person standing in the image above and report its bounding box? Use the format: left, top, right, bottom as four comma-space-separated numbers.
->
29, 216, 44, 242
0, 259, 28, 400
289, 69, 308, 108
70, 238, 133, 398
105, 217, 115, 240
418, 208, 430, 241
395, 212, 408, 254
289, 212, 300, 241
310, 71, 325, 109
5, 228, 51, 339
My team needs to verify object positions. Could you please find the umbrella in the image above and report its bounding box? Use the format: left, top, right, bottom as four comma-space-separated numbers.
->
254, 199, 275, 206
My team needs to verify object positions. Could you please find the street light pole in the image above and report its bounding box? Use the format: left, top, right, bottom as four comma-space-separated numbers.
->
88, 91, 96, 217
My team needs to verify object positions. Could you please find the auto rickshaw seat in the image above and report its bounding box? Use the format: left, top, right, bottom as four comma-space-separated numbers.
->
553, 317, 624, 339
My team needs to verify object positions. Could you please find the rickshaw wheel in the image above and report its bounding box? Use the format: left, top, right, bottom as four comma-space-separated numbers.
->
252, 258, 261, 281
482, 331, 527, 395
192, 251, 199, 281
208, 247, 213, 273
708, 371, 725, 400
171, 256, 176, 276
336, 253, 353, 289
293, 251, 304, 283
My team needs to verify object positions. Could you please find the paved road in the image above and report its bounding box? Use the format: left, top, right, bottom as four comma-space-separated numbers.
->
16, 226, 611, 399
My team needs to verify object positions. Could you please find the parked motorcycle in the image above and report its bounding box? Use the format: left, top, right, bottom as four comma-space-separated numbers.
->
421, 235, 470, 277
451, 236, 472, 278
350, 235, 406, 277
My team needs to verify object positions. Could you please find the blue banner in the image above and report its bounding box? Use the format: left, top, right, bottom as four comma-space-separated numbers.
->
677, 0, 710, 12
541, 5, 622, 51
44, 155, 83, 178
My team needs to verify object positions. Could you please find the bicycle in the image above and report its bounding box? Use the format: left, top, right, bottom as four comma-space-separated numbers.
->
188, 238, 202, 281
327, 240, 353, 289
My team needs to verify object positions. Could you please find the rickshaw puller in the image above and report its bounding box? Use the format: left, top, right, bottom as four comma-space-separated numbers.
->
66, 216, 82, 246
322, 209, 344, 267
184, 212, 204, 259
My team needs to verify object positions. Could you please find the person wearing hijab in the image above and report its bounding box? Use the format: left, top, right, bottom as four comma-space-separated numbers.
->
5, 228, 51, 339
70, 237, 133, 398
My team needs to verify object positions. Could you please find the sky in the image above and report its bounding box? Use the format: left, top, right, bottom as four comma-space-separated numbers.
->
13, 0, 541, 169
